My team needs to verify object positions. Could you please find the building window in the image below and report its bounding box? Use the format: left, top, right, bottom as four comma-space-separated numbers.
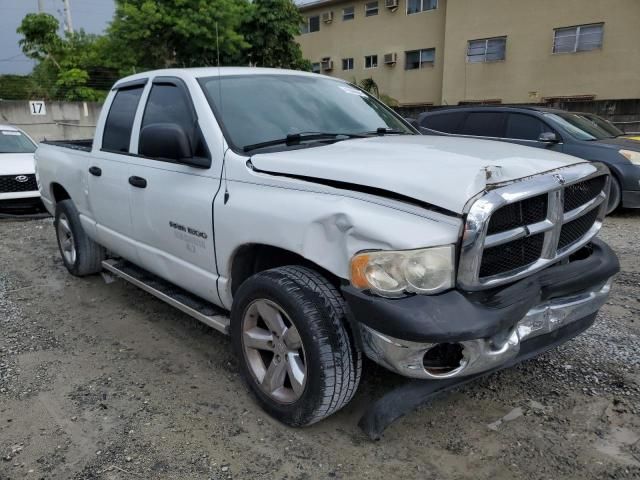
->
407, 0, 437, 15
405, 48, 435, 69
343, 6, 355, 21
467, 37, 506, 63
342, 58, 354, 70
364, 55, 378, 69
365, 1, 378, 17
311, 62, 321, 73
553, 23, 603, 53
301, 15, 320, 34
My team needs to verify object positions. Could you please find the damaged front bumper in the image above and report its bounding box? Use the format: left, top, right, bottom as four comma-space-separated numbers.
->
359, 278, 612, 379
343, 239, 619, 381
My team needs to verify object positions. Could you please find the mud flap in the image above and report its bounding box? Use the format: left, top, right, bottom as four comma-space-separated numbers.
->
358, 311, 598, 440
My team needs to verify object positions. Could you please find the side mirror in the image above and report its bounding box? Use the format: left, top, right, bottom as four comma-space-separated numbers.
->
538, 131, 560, 143
140, 123, 193, 162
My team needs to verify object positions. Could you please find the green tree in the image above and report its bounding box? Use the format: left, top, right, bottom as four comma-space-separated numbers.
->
243, 0, 311, 70
104, 0, 251, 73
359, 77, 399, 107
17, 13, 107, 100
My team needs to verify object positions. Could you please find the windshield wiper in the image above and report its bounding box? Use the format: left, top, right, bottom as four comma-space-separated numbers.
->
243, 132, 367, 152
361, 127, 411, 136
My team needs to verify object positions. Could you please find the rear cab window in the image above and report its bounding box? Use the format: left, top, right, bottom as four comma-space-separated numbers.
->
102, 86, 145, 153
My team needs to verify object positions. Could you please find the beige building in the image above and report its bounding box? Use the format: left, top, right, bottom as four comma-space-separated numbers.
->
296, 0, 640, 108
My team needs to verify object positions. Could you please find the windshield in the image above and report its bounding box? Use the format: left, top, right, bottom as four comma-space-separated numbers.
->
579, 114, 624, 137
199, 74, 414, 151
544, 112, 616, 141
0, 130, 36, 154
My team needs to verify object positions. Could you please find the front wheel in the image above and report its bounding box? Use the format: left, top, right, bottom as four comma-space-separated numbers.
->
231, 266, 361, 427
606, 176, 622, 215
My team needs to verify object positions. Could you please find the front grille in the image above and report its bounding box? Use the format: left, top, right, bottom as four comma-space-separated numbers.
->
458, 165, 609, 290
564, 176, 606, 212
558, 208, 599, 250
487, 194, 548, 235
0, 174, 37, 193
480, 233, 544, 277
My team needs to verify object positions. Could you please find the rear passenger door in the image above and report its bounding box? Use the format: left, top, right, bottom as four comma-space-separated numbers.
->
504, 113, 563, 151
126, 77, 222, 304
89, 81, 146, 261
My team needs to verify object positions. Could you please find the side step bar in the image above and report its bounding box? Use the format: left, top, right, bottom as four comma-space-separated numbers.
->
101, 259, 230, 334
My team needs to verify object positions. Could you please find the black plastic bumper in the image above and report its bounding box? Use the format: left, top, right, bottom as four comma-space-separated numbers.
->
359, 311, 598, 440
342, 238, 619, 343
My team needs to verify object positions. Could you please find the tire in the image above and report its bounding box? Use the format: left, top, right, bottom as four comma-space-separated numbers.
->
606, 176, 622, 215
231, 265, 362, 427
54, 199, 105, 276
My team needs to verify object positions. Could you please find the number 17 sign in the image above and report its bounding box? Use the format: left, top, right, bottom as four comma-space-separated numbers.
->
29, 101, 46, 116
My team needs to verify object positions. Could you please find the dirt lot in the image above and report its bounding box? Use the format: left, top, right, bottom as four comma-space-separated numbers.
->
1, 212, 639, 480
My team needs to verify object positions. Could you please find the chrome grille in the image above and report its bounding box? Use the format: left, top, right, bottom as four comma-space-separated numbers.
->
458, 163, 610, 290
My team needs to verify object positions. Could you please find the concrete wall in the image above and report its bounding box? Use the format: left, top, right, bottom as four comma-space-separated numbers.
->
0, 100, 101, 142
298, 0, 447, 106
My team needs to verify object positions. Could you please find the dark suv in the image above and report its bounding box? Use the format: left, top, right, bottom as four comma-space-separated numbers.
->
417, 106, 640, 213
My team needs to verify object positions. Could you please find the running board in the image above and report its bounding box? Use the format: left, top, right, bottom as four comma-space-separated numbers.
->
101, 259, 230, 334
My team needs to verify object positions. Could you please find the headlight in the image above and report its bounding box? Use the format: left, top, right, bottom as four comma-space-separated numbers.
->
619, 149, 640, 165
350, 245, 455, 297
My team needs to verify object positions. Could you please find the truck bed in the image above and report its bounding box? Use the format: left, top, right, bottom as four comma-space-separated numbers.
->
42, 139, 93, 152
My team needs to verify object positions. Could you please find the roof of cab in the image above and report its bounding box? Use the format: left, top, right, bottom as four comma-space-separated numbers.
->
113, 67, 337, 90
0, 124, 20, 131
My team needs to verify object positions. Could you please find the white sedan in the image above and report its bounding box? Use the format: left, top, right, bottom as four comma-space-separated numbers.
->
0, 124, 44, 213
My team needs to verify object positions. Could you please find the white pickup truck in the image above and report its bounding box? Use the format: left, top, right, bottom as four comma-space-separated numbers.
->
35, 68, 619, 430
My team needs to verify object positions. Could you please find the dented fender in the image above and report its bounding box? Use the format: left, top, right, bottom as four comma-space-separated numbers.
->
214, 154, 463, 309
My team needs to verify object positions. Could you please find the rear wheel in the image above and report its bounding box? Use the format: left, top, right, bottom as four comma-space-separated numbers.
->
54, 200, 105, 276
606, 176, 622, 214
231, 266, 361, 426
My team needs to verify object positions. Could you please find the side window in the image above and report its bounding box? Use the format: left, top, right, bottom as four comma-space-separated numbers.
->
459, 112, 506, 137
420, 112, 467, 134
102, 86, 144, 152
505, 114, 552, 141
141, 83, 207, 159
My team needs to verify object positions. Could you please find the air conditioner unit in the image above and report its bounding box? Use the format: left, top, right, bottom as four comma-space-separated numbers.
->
322, 11, 334, 23
384, 52, 397, 65
385, 0, 399, 9
321, 57, 334, 71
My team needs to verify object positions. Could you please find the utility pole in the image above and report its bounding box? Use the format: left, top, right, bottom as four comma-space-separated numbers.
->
62, 0, 73, 33
38, 0, 45, 12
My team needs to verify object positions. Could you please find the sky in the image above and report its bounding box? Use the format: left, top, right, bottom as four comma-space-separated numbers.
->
0, 0, 116, 75
0, 0, 316, 75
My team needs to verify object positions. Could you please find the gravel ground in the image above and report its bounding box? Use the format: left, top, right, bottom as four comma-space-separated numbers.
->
0, 211, 639, 480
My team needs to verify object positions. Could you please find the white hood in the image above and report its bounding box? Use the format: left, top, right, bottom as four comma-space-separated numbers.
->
250, 135, 585, 213
0, 153, 36, 176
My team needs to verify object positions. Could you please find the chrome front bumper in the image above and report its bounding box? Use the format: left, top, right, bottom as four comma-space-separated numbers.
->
360, 278, 613, 380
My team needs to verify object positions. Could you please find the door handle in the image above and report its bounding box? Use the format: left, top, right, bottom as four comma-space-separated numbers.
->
128, 176, 147, 188
89, 166, 102, 177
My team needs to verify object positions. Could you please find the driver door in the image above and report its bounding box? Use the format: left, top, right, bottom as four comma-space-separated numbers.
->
126, 77, 222, 304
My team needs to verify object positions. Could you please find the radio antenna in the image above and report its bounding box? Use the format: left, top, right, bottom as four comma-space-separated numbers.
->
215, 22, 229, 204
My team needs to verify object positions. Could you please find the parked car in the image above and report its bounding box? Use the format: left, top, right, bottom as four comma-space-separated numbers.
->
417, 106, 640, 213
35, 68, 619, 429
0, 124, 44, 214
